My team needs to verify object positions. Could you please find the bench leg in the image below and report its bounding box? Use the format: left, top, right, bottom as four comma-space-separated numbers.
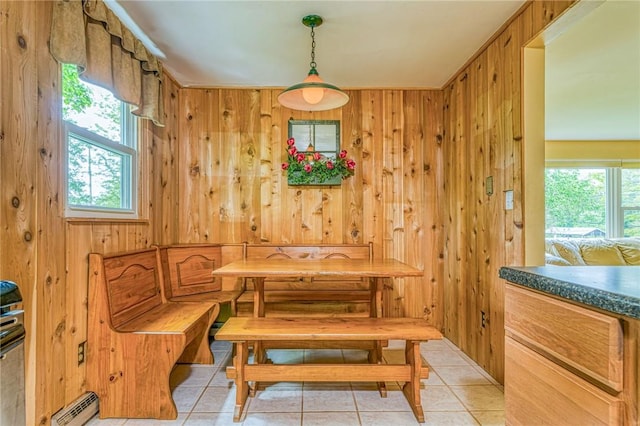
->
366, 340, 388, 397
231, 341, 250, 422
402, 340, 425, 423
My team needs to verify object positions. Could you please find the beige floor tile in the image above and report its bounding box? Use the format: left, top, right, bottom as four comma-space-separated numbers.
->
123, 414, 187, 425
303, 389, 357, 412
423, 411, 480, 425
247, 388, 302, 413
85, 416, 127, 425
420, 385, 467, 411
422, 350, 472, 367
208, 369, 236, 387
359, 411, 421, 425
470, 410, 506, 426
420, 339, 452, 351
473, 365, 500, 385
170, 365, 216, 389
210, 339, 232, 351
342, 349, 370, 363
191, 386, 238, 413
353, 388, 412, 412
433, 366, 492, 385
302, 411, 361, 425
450, 385, 504, 411
241, 411, 302, 425
424, 370, 445, 386
183, 411, 236, 425
172, 386, 206, 413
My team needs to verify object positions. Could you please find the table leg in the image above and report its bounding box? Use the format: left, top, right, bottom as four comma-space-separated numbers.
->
253, 277, 265, 318
232, 341, 250, 422
369, 277, 383, 318
402, 340, 425, 423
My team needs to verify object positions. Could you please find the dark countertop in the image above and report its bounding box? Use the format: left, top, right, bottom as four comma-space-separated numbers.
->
499, 266, 640, 319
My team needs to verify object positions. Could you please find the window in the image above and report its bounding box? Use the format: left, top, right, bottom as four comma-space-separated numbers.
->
62, 64, 137, 218
545, 166, 640, 238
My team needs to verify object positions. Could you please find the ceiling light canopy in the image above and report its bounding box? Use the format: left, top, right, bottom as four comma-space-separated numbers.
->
278, 15, 349, 112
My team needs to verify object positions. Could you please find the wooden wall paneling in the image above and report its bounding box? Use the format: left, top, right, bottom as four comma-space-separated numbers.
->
360, 90, 385, 258
423, 90, 445, 328
340, 90, 364, 244
239, 89, 261, 244
381, 91, 405, 317
179, 88, 207, 242
152, 73, 180, 245
441, 0, 575, 381
486, 27, 507, 385
398, 91, 424, 318
219, 90, 251, 243
36, 3, 67, 418
1, 1, 38, 423
258, 90, 275, 243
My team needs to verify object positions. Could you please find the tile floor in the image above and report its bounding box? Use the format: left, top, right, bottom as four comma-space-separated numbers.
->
86, 338, 504, 426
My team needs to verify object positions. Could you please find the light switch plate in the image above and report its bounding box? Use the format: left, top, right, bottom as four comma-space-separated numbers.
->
486, 176, 493, 195
505, 190, 514, 210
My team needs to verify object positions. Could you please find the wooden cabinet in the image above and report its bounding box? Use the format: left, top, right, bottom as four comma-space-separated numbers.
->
505, 284, 638, 425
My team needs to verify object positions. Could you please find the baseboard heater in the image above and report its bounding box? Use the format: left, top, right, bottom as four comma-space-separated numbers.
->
51, 392, 99, 426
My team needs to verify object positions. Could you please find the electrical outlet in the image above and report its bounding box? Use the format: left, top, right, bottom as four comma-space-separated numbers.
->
78, 341, 86, 365
481, 311, 486, 328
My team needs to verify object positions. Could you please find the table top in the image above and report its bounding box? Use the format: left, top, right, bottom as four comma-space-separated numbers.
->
212, 258, 423, 278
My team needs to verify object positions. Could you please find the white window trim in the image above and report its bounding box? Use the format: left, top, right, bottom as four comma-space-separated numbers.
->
63, 111, 138, 219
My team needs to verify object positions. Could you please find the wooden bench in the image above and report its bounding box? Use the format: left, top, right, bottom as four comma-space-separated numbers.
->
87, 248, 220, 420
236, 243, 374, 317
158, 244, 245, 315
216, 317, 443, 423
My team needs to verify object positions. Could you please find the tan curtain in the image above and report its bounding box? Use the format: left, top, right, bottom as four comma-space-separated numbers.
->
50, 0, 164, 126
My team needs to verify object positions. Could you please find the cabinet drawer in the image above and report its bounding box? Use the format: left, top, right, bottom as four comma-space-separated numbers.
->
505, 284, 623, 392
505, 337, 623, 426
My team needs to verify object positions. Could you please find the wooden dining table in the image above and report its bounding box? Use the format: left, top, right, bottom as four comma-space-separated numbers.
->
211, 257, 424, 318
212, 257, 425, 397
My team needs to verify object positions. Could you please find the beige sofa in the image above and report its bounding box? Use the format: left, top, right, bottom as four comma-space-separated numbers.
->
545, 237, 640, 266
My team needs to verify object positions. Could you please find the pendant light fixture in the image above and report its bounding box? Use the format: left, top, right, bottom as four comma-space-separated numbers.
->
278, 15, 349, 111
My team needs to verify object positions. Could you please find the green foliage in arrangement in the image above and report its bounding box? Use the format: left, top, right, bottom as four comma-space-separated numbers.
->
282, 137, 355, 185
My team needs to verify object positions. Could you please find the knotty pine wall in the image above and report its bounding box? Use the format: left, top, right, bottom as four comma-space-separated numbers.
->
155, 82, 445, 322
442, 0, 574, 382
1, 0, 576, 422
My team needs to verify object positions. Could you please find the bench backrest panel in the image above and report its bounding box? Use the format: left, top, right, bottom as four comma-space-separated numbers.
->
159, 245, 222, 298
102, 249, 163, 329
244, 243, 373, 290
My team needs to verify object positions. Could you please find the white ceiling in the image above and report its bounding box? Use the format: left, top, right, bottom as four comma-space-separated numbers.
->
108, 0, 526, 89
108, 0, 640, 141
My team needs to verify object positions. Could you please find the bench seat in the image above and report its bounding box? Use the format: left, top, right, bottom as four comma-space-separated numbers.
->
87, 249, 220, 420
216, 317, 442, 423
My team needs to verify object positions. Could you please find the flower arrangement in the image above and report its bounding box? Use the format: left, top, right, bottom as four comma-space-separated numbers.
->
282, 137, 356, 185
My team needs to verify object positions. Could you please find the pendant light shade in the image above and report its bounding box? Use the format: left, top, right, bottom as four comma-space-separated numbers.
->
278, 15, 349, 112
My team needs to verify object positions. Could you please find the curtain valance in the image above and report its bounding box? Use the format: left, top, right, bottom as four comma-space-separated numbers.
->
50, 0, 164, 126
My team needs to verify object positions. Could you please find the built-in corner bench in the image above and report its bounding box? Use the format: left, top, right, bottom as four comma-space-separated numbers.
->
87, 248, 220, 420
216, 317, 443, 423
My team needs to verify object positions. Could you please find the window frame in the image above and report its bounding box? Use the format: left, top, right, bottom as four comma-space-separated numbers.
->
545, 164, 639, 238
63, 103, 139, 219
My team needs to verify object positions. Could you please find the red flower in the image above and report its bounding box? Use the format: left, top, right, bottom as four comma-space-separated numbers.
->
346, 159, 356, 170
313, 152, 321, 161
287, 138, 295, 146
288, 147, 297, 156
281, 163, 289, 170
296, 153, 305, 162
326, 161, 334, 170
339, 149, 348, 159
304, 164, 312, 173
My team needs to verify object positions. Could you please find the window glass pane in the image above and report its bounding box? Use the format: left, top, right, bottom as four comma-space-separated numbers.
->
62, 64, 122, 143
621, 169, 640, 207
624, 210, 640, 237
67, 134, 130, 210
545, 168, 606, 238
314, 124, 338, 151
623, 209, 640, 237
